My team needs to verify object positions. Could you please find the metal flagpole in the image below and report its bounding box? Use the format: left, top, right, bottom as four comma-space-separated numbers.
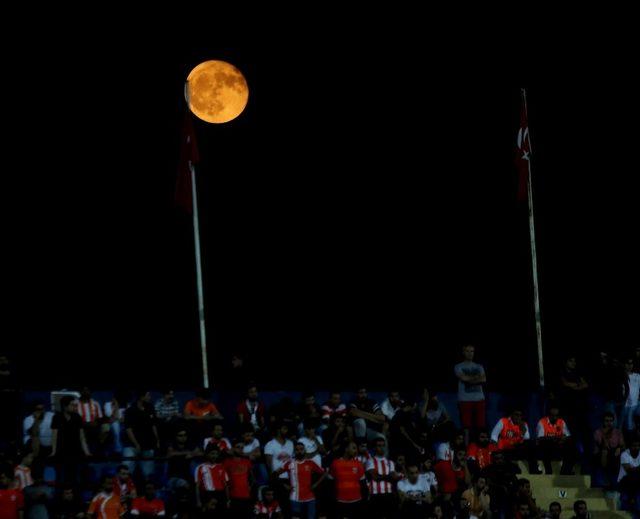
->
190, 159, 210, 389
521, 88, 545, 388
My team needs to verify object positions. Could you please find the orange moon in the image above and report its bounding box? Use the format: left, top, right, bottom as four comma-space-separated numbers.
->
185, 60, 249, 124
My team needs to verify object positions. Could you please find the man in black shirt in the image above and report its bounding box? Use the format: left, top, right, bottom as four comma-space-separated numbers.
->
51, 396, 91, 485
123, 390, 160, 481
349, 387, 386, 446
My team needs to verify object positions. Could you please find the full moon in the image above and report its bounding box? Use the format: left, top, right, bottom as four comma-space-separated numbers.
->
185, 60, 249, 124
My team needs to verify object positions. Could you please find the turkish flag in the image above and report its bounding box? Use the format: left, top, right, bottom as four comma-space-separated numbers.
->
175, 113, 200, 213
515, 95, 531, 202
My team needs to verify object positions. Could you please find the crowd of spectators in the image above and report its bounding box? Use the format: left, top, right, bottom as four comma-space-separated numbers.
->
0, 346, 639, 519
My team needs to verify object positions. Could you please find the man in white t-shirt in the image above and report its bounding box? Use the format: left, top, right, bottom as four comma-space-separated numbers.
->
298, 421, 325, 466
398, 464, 432, 517
617, 438, 640, 504
264, 423, 294, 480
621, 358, 640, 431
23, 401, 54, 454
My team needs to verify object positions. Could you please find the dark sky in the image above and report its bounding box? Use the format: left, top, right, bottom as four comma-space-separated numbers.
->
3, 33, 638, 392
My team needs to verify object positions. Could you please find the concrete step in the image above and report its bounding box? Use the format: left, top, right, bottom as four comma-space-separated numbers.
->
526, 474, 592, 488
516, 460, 581, 476
560, 512, 633, 519
535, 487, 605, 500
536, 497, 615, 512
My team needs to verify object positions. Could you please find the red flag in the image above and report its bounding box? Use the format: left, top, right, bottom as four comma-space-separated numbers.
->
175, 113, 200, 212
515, 93, 531, 202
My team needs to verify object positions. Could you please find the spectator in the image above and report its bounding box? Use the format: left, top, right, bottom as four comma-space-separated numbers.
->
320, 392, 347, 430
167, 429, 202, 492
202, 424, 231, 452
253, 487, 282, 519
365, 438, 397, 519
558, 356, 590, 450
322, 415, 352, 459
51, 485, 85, 519
590, 351, 625, 426
571, 500, 589, 519
198, 491, 224, 519
461, 475, 490, 519
515, 501, 532, 519
349, 387, 386, 445
123, 391, 160, 480
390, 400, 421, 460
130, 482, 165, 519
467, 430, 497, 474
490, 409, 540, 474
621, 357, 640, 431
264, 423, 294, 506
50, 396, 91, 485
328, 442, 366, 519
298, 421, 325, 466
481, 451, 518, 518
154, 390, 181, 445
238, 425, 261, 463
184, 391, 223, 422
103, 390, 129, 456
194, 444, 228, 508
356, 441, 371, 467
77, 388, 103, 428
397, 464, 431, 517
435, 447, 471, 500
380, 391, 404, 422
545, 501, 562, 519
419, 458, 438, 496
514, 478, 541, 518
395, 454, 408, 480
436, 430, 465, 464
454, 344, 487, 444
87, 476, 125, 519
593, 412, 625, 489
418, 390, 451, 441
22, 463, 53, 519
536, 404, 575, 475
111, 465, 137, 503
23, 402, 54, 458
618, 437, 640, 514
0, 469, 24, 519
269, 397, 298, 435
237, 385, 266, 434
222, 440, 253, 518
14, 451, 34, 490
274, 442, 326, 519
296, 394, 322, 435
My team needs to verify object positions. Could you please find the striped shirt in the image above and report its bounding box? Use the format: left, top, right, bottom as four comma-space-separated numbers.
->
194, 462, 228, 492
77, 400, 103, 423
365, 456, 395, 495
254, 501, 281, 517
282, 459, 324, 502
14, 465, 33, 490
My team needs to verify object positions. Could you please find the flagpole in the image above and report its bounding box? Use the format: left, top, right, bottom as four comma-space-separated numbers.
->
521, 88, 545, 389
190, 160, 210, 389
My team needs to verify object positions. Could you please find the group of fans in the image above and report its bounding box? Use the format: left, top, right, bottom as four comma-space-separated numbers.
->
1, 345, 640, 519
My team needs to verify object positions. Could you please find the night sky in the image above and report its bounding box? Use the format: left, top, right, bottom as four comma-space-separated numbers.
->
3, 33, 638, 393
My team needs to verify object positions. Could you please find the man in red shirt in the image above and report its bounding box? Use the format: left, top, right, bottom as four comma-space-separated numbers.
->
0, 471, 23, 519
223, 440, 254, 517
467, 430, 498, 474
274, 442, 326, 519
236, 384, 266, 433
130, 482, 165, 518
328, 441, 367, 519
